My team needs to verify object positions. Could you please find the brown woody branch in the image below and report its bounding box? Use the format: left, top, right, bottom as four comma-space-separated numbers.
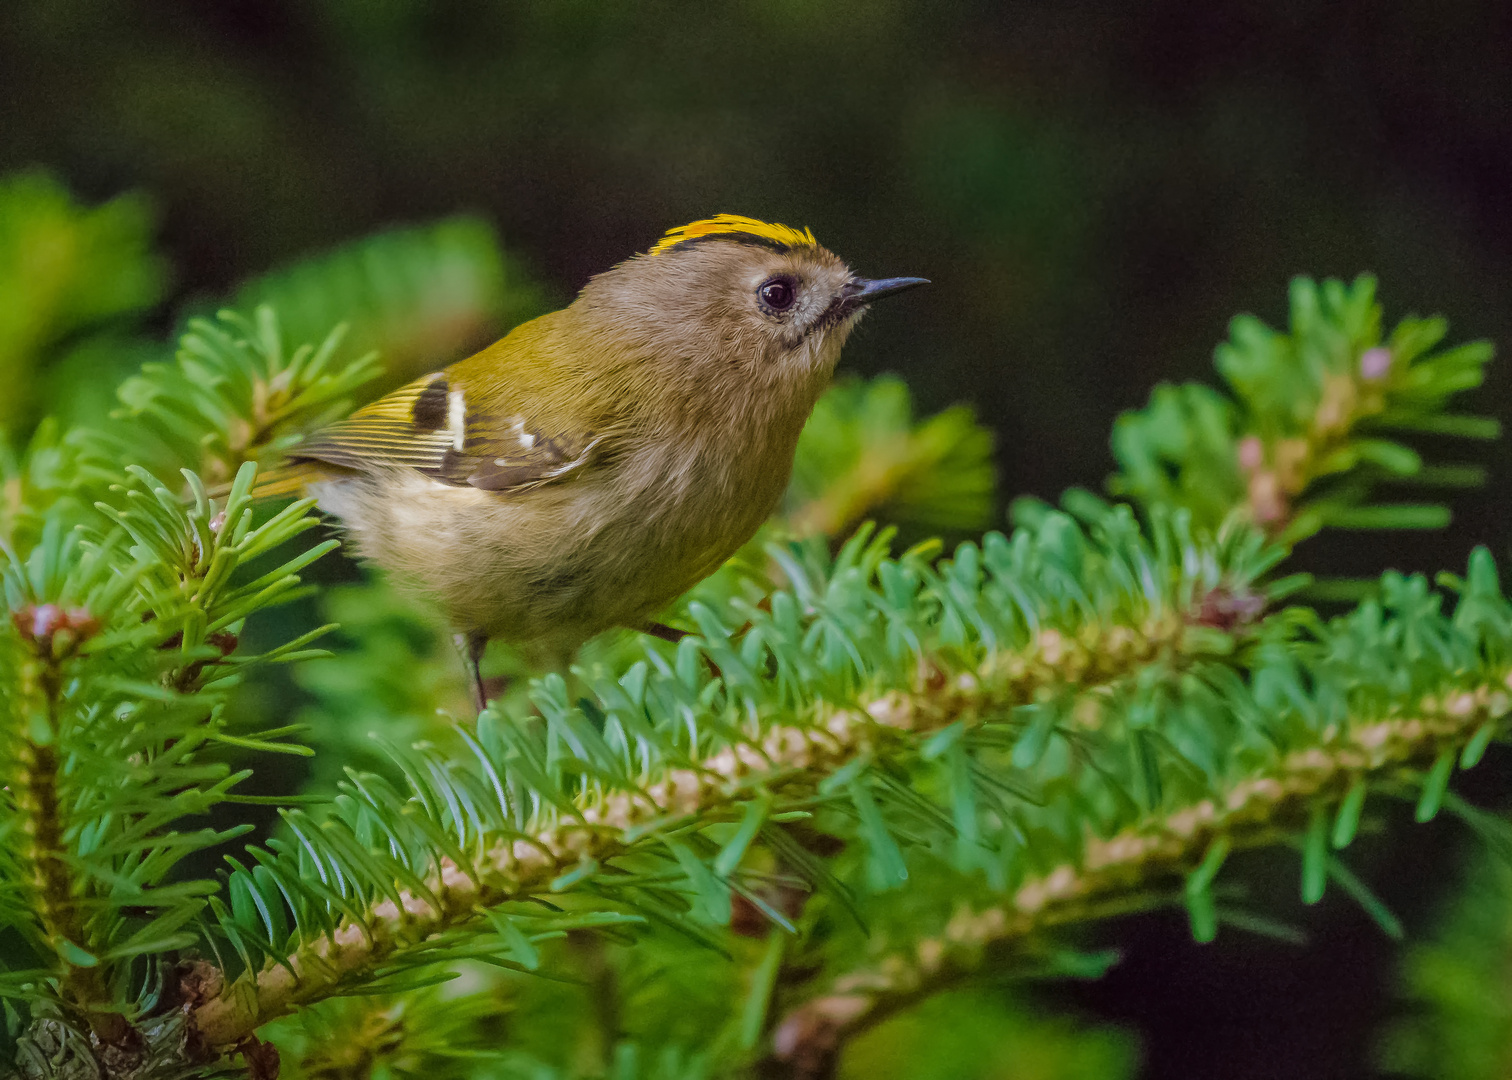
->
9, 604, 130, 1045
765, 680, 1511, 1080
188, 612, 1204, 1050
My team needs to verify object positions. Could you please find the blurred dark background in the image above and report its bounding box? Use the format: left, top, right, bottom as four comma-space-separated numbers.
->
6, 2, 1511, 1075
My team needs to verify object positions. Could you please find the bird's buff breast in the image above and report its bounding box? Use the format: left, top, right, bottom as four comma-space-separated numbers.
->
309, 440, 790, 653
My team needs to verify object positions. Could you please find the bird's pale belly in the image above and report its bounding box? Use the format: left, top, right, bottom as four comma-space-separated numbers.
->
311, 450, 786, 655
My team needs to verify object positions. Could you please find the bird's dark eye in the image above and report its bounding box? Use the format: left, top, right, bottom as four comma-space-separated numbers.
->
758, 277, 797, 312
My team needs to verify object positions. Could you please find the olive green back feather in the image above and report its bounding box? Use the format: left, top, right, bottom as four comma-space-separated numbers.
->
269, 317, 601, 495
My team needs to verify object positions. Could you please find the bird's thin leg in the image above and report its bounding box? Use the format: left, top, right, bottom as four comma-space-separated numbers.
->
643, 621, 732, 680
455, 631, 490, 712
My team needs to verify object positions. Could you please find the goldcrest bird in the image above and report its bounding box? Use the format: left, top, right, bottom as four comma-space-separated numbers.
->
253, 215, 927, 706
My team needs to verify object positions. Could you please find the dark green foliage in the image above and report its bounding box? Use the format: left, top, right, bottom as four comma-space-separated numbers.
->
0, 171, 167, 434
226, 217, 548, 390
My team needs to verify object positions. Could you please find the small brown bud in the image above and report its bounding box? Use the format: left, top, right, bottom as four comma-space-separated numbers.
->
11, 602, 101, 657
17, 603, 64, 641
1194, 585, 1266, 631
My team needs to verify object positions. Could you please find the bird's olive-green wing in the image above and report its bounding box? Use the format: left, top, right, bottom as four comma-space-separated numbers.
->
290, 371, 601, 491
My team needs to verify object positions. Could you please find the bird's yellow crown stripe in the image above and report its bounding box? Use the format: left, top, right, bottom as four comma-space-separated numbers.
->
648, 214, 817, 256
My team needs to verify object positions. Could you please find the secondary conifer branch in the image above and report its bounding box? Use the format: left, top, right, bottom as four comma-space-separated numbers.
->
187, 607, 1214, 1050
8, 604, 128, 1044
765, 679, 1512, 1079
1235, 342, 1412, 536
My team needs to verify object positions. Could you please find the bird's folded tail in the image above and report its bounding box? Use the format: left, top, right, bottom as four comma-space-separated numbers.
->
208, 461, 331, 503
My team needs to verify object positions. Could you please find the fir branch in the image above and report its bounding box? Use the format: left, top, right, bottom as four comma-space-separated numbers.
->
186, 516, 1272, 1049
766, 683, 1511, 1079
105, 307, 380, 491
183, 657, 1127, 1046
7, 609, 128, 1042
1109, 276, 1496, 544
0, 461, 340, 1062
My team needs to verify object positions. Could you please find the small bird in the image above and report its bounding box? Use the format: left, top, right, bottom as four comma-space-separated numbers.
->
254, 215, 927, 706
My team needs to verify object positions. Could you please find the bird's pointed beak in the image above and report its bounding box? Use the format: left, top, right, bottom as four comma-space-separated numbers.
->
843, 276, 931, 305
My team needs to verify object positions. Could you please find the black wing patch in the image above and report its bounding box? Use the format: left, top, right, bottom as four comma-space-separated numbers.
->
291, 371, 600, 493
410, 378, 450, 431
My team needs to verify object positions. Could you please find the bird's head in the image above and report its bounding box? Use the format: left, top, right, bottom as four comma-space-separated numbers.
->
577, 215, 927, 395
